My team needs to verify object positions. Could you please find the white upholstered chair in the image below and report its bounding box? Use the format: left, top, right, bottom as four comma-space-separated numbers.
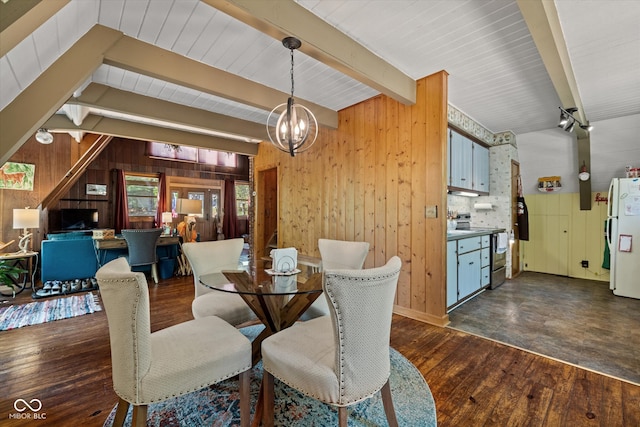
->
182, 239, 257, 326
301, 238, 370, 319
262, 256, 402, 427
96, 257, 252, 427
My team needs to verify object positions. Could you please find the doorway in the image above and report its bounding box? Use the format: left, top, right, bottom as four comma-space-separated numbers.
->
511, 160, 521, 277
170, 185, 222, 242
257, 167, 278, 258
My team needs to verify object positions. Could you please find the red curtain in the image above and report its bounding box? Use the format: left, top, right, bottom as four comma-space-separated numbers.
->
223, 179, 237, 239
114, 169, 130, 233
155, 172, 166, 228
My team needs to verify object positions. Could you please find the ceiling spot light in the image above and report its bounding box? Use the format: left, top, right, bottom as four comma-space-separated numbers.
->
557, 107, 592, 133
35, 128, 53, 144
266, 37, 318, 157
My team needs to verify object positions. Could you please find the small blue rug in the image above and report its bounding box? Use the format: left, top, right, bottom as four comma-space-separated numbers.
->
104, 325, 437, 426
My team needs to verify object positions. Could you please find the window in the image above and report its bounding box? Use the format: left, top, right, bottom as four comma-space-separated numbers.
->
125, 173, 159, 217
235, 182, 250, 217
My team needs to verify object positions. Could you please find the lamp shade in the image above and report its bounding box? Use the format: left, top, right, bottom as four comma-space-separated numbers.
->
176, 198, 202, 215
162, 212, 173, 223
13, 208, 40, 229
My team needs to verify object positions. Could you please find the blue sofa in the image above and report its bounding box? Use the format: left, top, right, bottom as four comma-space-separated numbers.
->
40, 232, 179, 282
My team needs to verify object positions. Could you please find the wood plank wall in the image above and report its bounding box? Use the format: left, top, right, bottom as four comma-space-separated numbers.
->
254, 72, 450, 326
1, 135, 249, 253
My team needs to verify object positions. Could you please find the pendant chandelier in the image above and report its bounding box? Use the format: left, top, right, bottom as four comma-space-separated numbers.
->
266, 37, 318, 157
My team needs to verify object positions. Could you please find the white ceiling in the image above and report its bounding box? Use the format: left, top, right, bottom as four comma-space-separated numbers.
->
1, 0, 639, 159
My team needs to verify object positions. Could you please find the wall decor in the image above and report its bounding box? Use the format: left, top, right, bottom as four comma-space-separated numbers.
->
86, 184, 107, 196
0, 162, 35, 191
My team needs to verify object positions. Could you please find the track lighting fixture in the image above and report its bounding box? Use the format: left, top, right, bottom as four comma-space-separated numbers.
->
557, 107, 592, 133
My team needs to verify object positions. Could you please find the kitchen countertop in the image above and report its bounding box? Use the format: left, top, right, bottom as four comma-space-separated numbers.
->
447, 228, 505, 241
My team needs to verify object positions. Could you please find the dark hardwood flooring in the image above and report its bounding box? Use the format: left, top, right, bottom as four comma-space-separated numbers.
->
1, 274, 639, 426
448, 272, 640, 385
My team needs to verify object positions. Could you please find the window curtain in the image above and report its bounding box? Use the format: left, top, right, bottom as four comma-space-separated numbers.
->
155, 172, 166, 228
223, 179, 237, 239
114, 169, 130, 233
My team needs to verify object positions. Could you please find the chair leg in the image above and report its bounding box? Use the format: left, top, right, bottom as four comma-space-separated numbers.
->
338, 407, 348, 427
131, 405, 147, 427
151, 263, 159, 283
381, 379, 399, 427
112, 398, 130, 427
263, 371, 275, 427
239, 370, 250, 427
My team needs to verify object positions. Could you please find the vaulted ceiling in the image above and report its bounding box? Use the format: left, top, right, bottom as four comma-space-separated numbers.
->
1, 0, 639, 165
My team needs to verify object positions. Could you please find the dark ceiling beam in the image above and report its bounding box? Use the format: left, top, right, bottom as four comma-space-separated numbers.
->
0, 0, 69, 57
68, 83, 267, 142
44, 114, 259, 157
102, 28, 338, 129
204, 0, 416, 106
0, 25, 122, 165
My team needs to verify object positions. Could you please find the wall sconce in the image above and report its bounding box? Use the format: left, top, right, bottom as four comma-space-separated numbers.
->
13, 207, 40, 253
578, 162, 590, 181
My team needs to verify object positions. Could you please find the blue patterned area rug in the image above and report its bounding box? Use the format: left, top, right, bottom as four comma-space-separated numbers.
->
104, 325, 437, 426
0, 292, 101, 331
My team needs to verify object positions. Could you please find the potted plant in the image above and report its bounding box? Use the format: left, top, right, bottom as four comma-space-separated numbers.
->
0, 260, 27, 294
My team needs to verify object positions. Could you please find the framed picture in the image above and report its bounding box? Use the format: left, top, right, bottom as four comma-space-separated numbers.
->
86, 184, 107, 196
0, 162, 35, 191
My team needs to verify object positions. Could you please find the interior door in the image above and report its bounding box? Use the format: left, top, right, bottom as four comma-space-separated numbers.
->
170, 187, 221, 241
258, 168, 278, 257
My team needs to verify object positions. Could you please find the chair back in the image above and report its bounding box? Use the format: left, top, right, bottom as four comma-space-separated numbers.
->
121, 228, 163, 266
182, 239, 245, 297
323, 256, 401, 404
95, 257, 152, 403
318, 238, 369, 270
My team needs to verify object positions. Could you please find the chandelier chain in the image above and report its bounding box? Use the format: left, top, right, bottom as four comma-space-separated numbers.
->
289, 47, 295, 98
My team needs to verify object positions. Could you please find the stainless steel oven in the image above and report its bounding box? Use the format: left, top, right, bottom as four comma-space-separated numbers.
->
490, 232, 506, 289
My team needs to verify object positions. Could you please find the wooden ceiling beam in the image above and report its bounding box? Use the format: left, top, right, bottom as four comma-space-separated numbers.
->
0, 0, 69, 57
0, 25, 122, 165
44, 114, 260, 157
68, 83, 267, 142
204, 0, 416, 106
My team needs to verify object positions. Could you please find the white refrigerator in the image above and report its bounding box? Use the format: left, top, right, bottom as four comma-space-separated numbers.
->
606, 178, 640, 299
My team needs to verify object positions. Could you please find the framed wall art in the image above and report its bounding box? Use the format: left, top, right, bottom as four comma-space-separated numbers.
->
0, 162, 35, 191
86, 184, 107, 195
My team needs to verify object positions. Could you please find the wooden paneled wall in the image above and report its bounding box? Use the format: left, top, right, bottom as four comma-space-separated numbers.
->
254, 72, 450, 326
2, 135, 249, 253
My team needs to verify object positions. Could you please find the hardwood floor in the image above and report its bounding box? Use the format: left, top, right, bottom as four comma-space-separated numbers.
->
1, 275, 638, 426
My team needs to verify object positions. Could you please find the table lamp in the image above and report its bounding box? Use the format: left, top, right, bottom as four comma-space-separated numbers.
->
13, 207, 40, 253
161, 212, 173, 235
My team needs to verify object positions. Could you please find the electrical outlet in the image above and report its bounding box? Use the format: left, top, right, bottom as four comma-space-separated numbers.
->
581, 260, 589, 268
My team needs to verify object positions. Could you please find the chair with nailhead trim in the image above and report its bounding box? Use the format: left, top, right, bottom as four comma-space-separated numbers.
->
261, 256, 402, 427
96, 257, 252, 427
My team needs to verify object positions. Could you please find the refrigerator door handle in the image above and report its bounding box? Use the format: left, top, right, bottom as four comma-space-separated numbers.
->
607, 180, 615, 217
606, 217, 613, 249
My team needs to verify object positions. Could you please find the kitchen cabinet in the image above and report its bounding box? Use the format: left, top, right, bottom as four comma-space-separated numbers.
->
447, 240, 458, 307
449, 129, 473, 189
473, 144, 489, 193
448, 128, 490, 194
447, 233, 492, 310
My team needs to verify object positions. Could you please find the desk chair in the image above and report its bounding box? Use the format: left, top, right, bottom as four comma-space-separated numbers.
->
301, 238, 370, 319
121, 228, 163, 283
262, 256, 402, 427
182, 239, 257, 326
96, 257, 251, 427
